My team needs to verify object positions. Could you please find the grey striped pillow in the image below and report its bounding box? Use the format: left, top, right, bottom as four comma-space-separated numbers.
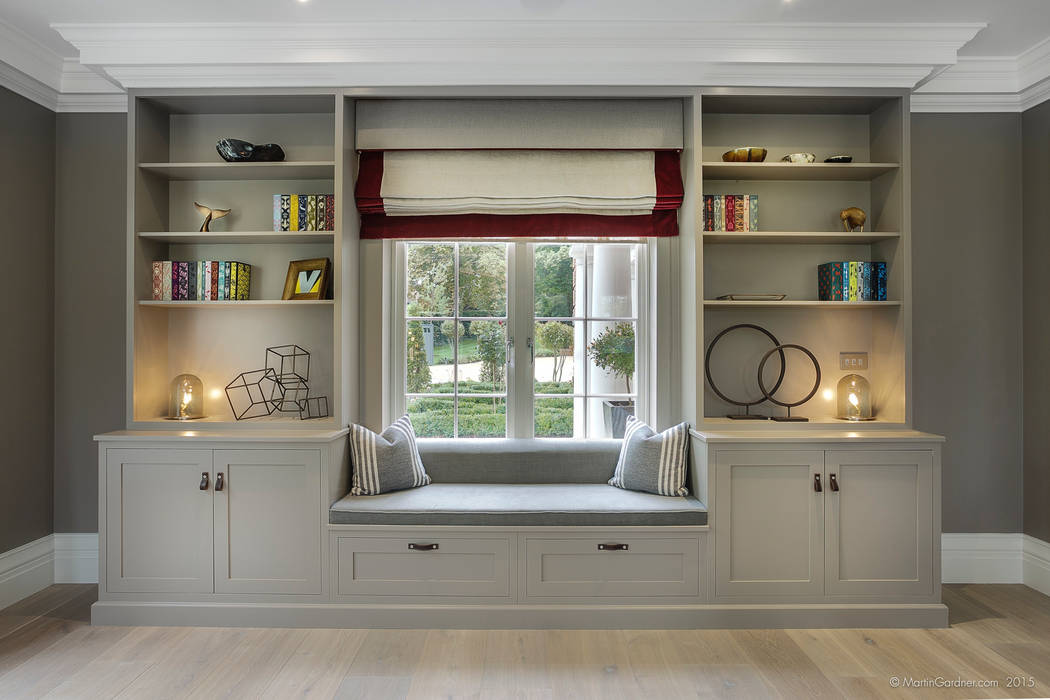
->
609, 417, 690, 496
349, 415, 430, 496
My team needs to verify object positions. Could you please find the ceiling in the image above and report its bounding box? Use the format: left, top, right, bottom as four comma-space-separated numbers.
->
2, 0, 1050, 59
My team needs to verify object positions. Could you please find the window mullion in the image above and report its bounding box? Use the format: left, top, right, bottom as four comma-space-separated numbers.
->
510, 243, 534, 438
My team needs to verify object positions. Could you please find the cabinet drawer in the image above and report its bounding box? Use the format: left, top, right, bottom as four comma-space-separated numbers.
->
524, 536, 701, 600
333, 535, 513, 598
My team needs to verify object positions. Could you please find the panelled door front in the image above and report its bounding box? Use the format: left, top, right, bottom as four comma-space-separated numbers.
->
715, 450, 825, 599
105, 449, 214, 593
212, 449, 322, 594
825, 450, 935, 597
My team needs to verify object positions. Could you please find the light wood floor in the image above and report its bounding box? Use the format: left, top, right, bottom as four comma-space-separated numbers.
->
0, 585, 1048, 698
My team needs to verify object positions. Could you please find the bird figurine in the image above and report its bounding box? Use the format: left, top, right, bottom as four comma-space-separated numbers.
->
840, 206, 867, 233
194, 202, 231, 232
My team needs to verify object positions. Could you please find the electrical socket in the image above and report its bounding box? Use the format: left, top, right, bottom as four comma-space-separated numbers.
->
839, 352, 869, 371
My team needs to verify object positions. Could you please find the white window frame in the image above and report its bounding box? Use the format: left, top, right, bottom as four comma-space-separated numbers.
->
389, 239, 651, 438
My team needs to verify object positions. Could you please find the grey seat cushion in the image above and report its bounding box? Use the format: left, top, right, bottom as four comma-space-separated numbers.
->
416, 439, 622, 484
329, 483, 708, 526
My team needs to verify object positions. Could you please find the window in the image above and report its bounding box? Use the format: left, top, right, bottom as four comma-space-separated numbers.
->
395, 241, 647, 438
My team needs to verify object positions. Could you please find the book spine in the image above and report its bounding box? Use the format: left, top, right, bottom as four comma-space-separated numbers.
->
280, 194, 291, 232
298, 195, 308, 233
742, 194, 750, 232
161, 262, 171, 301
749, 194, 759, 232
703, 195, 712, 231
210, 262, 219, 300
848, 262, 861, 301
712, 196, 722, 231
224, 262, 232, 300
860, 263, 872, 301
237, 263, 251, 300
202, 261, 210, 301
173, 262, 183, 301
151, 261, 162, 300
196, 262, 203, 301
289, 194, 299, 231
725, 195, 735, 232
818, 263, 830, 301
735, 195, 745, 232
307, 195, 317, 231
875, 261, 887, 300
229, 262, 238, 301
325, 194, 334, 231
187, 261, 197, 301
273, 194, 281, 232
217, 262, 225, 301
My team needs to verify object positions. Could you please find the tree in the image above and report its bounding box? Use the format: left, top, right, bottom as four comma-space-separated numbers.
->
439, 320, 465, 346
458, 245, 507, 316
535, 321, 574, 382
406, 244, 454, 316
534, 245, 574, 317
473, 320, 506, 389
406, 321, 431, 393
587, 322, 635, 393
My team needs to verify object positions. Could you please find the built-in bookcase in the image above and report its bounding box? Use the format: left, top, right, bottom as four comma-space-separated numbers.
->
697, 92, 910, 426
127, 91, 358, 428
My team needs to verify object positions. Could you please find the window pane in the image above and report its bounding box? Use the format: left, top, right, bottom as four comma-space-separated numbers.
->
586, 244, 637, 318
587, 321, 636, 395
406, 320, 448, 392
458, 244, 507, 317
535, 397, 575, 438
534, 244, 576, 317
588, 397, 636, 439
534, 320, 578, 394
458, 397, 506, 438
407, 396, 454, 438
458, 320, 506, 394
406, 244, 453, 316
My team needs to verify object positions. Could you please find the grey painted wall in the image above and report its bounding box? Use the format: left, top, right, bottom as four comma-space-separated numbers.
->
0, 87, 55, 552
53, 113, 127, 533
1022, 102, 1050, 542
912, 113, 1024, 533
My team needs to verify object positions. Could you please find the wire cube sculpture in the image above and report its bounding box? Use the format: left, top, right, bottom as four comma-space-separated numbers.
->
225, 368, 284, 420
266, 344, 311, 382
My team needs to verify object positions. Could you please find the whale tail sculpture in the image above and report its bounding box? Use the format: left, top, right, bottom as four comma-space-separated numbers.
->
195, 202, 231, 232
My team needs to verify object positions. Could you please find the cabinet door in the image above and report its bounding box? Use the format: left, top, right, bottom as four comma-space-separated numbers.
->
213, 449, 322, 594
105, 449, 213, 593
714, 450, 825, 599
825, 450, 934, 597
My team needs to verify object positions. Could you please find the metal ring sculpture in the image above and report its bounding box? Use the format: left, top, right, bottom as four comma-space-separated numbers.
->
704, 324, 786, 419
757, 344, 822, 422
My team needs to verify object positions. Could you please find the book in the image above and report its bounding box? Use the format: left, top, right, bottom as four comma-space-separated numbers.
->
224, 262, 233, 300
281, 194, 291, 232
818, 262, 844, 301
725, 195, 735, 231
289, 194, 299, 231
217, 261, 225, 301
202, 261, 211, 301
196, 262, 204, 301
161, 262, 171, 301
325, 194, 335, 231
151, 261, 163, 300
273, 194, 281, 232
187, 261, 197, 301
861, 262, 873, 301
703, 195, 713, 231
306, 195, 317, 231
735, 195, 745, 232
236, 262, 251, 300
298, 196, 308, 233
713, 196, 723, 231
848, 262, 862, 301
749, 194, 759, 232
874, 262, 887, 301
210, 262, 219, 300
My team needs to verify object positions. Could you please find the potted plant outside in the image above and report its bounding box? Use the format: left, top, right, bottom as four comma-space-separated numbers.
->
587, 322, 635, 438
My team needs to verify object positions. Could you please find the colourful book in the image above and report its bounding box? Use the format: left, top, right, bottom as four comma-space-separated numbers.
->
712, 196, 723, 231
186, 261, 197, 301
702, 195, 713, 231
224, 262, 232, 300
306, 195, 317, 231
289, 194, 299, 231
236, 263, 251, 300
151, 262, 163, 300
848, 262, 862, 301
734, 195, 745, 231
273, 195, 281, 232
196, 262, 204, 301
209, 262, 219, 300
818, 262, 845, 301
281, 195, 291, 231
229, 262, 237, 301
217, 261, 226, 301
325, 194, 335, 231
161, 262, 171, 301
874, 262, 887, 301
725, 195, 735, 231
749, 194, 759, 232
202, 261, 211, 301
860, 263, 872, 301
298, 196, 308, 233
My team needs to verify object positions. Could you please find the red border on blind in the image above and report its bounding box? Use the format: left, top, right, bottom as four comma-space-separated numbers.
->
360, 210, 678, 239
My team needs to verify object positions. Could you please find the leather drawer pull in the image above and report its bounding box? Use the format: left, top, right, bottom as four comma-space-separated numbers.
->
598, 543, 629, 551
408, 543, 439, 551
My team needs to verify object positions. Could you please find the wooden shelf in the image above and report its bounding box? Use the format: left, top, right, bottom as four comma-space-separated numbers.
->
139, 231, 335, 244
138, 161, 335, 181
702, 162, 899, 181
703, 231, 900, 245
704, 300, 901, 309
138, 300, 334, 309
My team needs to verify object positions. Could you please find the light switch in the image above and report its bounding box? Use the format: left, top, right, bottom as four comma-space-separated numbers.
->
839, 352, 869, 371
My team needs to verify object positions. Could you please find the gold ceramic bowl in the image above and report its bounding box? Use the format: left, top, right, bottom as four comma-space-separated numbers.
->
722, 147, 767, 162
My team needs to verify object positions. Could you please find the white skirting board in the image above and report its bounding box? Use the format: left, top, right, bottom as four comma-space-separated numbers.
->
4, 533, 1050, 613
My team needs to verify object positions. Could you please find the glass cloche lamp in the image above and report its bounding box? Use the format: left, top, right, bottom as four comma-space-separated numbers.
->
167, 373, 205, 420
837, 374, 874, 421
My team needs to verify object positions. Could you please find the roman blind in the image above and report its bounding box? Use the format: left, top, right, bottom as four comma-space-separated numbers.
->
353, 98, 685, 239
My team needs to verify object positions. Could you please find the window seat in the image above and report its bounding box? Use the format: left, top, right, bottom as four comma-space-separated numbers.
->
330, 438, 707, 527
329, 483, 707, 526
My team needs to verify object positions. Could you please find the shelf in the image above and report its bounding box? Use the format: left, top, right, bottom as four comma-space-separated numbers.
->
138, 300, 334, 309
139, 231, 335, 244
702, 162, 899, 181
138, 161, 336, 181
703, 231, 900, 245
704, 300, 901, 309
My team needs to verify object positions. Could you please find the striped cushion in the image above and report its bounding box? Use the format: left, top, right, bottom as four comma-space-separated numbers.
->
349, 416, 431, 496
609, 417, 690, 496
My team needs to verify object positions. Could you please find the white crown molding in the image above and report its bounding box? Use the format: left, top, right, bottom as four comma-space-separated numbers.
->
0, 18, 64, 92
0, 59, 59, 111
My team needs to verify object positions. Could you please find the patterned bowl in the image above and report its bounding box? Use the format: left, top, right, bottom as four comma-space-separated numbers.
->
722, 147, 767, 162
781, 152, 816, 163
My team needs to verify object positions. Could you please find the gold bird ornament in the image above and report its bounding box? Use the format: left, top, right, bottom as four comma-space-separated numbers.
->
195, 201, 231, 232
840, 206, 867, 233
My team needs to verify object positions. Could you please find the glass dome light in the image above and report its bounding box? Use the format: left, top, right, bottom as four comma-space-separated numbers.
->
168, 373, 205, 420
837, 374, 874, 421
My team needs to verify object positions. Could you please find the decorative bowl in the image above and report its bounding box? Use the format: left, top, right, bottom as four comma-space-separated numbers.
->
824, 155, 853, 163
216, 138, 286, 163
722, 147, 767, 162
781, 152, 816, 163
